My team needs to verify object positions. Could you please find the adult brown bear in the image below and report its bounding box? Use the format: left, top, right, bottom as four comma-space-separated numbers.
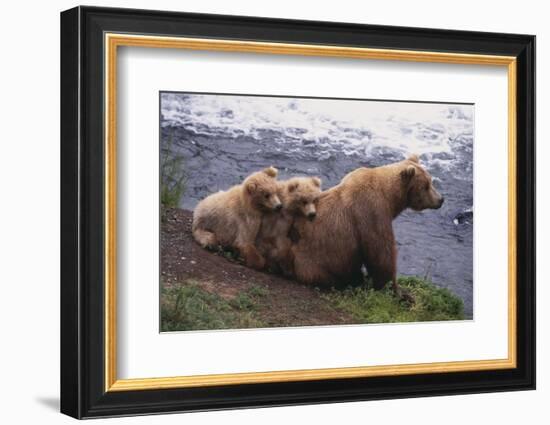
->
290, 155, 444, 300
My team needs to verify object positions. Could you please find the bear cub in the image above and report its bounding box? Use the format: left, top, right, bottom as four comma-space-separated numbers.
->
192, 166, 281, 270
255, 176, 322, 276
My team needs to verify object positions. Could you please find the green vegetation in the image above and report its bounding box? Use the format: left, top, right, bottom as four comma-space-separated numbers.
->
160, 281, 269, 332
160, 133, 187, 208
321, 276, 464, 323
160, 276, 464, 332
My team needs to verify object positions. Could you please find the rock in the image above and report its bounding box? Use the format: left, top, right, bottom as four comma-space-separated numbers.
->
452, 209, 473, 225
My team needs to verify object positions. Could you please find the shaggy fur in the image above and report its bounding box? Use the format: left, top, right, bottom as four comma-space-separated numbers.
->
192, 166, 281, 270
291, 155, 444, 297
255, 176, 322, 275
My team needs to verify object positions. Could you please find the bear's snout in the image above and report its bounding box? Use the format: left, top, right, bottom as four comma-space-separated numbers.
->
438, 196, 445, 208
303, 203, 317, 219
267, 194, 283, 211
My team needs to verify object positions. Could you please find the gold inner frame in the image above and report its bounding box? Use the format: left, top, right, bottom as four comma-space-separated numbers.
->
104, 33, 517, 392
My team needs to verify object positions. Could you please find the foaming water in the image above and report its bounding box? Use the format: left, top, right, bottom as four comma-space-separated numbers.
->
161, 92, 474, 318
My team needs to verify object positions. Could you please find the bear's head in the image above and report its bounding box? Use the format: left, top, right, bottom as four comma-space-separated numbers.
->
284, 176, 322, 221
401, 155, 444, 211
244, 166, 283, 212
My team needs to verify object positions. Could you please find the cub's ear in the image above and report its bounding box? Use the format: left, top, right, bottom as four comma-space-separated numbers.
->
311, 177, 322, 188
246, 181, 258, 194
262, 166, 278, 178
400, 165, 416, 181
287, 181, 299, 193
407, 154, 420, 163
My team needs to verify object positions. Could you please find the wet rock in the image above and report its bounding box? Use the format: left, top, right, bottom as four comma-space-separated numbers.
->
452, 209, 473, 225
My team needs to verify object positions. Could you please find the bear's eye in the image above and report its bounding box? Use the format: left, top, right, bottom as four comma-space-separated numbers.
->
425, 182, 430, 190
264, 193, 270, 199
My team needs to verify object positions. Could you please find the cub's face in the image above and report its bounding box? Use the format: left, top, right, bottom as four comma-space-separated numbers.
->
402, 156, 444, 211
285, 177, 322, 220
245, 166, 282, 212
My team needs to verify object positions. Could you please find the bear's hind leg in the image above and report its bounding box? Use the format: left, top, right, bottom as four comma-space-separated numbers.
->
193, 228, 217, 249
369, 268, 393, 291
362, 230, 413, 303
363, 238, 396, 291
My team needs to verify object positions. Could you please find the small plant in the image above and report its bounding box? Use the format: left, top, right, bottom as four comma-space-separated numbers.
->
230, 293, 256, 310
160, 132, 187, 208
247, 285, 269, 298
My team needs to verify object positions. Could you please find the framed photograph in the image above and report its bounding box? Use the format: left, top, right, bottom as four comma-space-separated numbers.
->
60, 6, 535, 419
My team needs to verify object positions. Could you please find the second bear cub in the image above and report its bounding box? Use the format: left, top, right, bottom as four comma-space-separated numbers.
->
256, 176, 322, 275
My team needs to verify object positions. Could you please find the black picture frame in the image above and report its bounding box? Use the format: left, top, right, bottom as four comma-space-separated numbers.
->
60, 5, 535, 419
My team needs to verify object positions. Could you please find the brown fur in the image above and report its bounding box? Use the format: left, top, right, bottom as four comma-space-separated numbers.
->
256, 176, 322, 275
192, 166, 281, 270
291, 155, 444, 296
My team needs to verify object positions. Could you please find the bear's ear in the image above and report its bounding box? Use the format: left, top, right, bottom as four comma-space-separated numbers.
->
407, 154, 420, 163
262, 166, 278, 178
287, 181, 299, 193
246, 181, 258, 194
400, 165, 416, 182
311, 177, 322, 188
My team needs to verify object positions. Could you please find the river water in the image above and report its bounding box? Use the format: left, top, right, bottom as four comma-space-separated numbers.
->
160, 92, 474, 318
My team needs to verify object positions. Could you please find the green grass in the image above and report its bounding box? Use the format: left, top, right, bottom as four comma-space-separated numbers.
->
161, 277, 465, 332
160, 132, 187, 209
160, 281, 269, 332
321, 276, 464, 323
